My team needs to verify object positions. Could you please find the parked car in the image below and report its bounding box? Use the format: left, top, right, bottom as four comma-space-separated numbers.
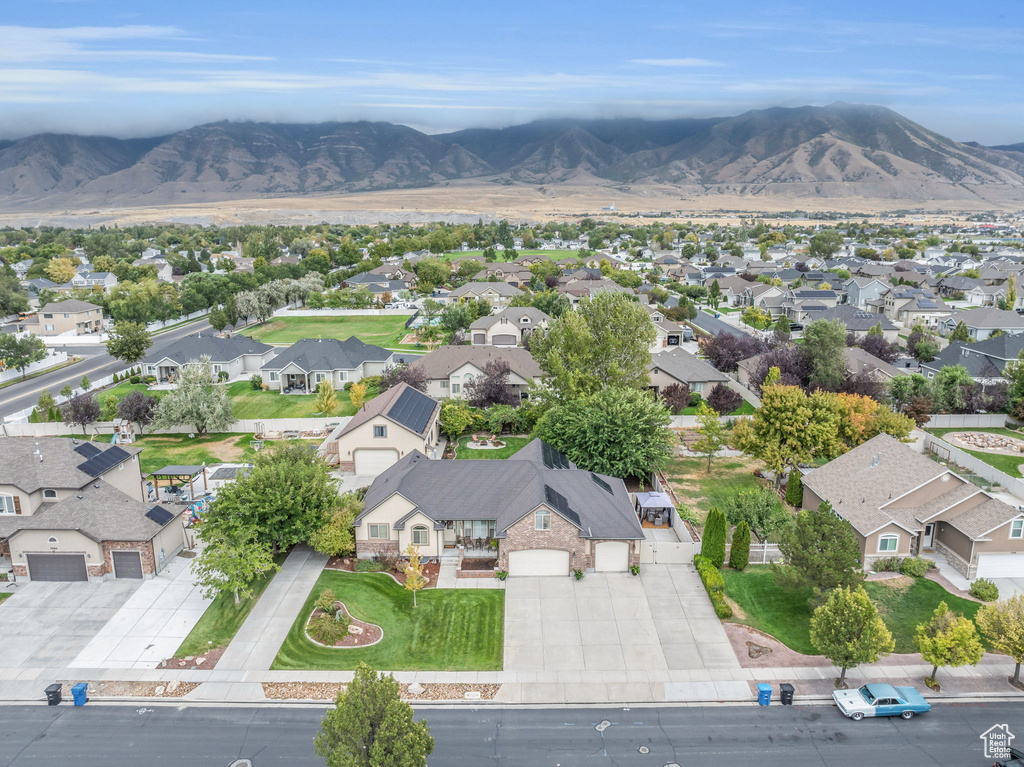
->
995, 747, 1024, 767
832, 683, 931, 721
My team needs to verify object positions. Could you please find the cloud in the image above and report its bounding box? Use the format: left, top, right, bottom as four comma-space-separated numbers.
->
630, 58, 724, 68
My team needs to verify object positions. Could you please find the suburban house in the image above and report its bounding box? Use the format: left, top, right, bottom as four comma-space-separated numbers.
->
647, 307, 688, 349
965, 283, 1007, 306
0, 438, 185, 582
469, 307, 550, 347
870, 287, 950, 327
446, 281, 522, 308
844, 346, 903, 382
408, 346, 543, 400
844, 277, 892, 310
937, 307, 1024, 342
132, 258, 175, 282
782, 289, 839, 322
56, 271, 118, 293
801, 434, 1024, 579
353, 440, 644, 575
22, 299, 104, 337
920, 336, 1024, 383
320, 383, 441, 474
143, 333, 277, 383
648, 348, 730, 397
260, 337, 401, 392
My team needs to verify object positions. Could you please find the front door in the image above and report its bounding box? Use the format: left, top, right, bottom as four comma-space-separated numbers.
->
923, 523, 935, 549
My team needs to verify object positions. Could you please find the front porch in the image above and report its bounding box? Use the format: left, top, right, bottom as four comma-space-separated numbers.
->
282, 372, 311, 393
440, 519, 498, 559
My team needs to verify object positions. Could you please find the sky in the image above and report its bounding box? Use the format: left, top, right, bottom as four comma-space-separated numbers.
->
2, 0, 1023, 144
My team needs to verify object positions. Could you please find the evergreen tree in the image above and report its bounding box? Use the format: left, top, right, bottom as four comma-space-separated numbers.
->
786, 471, 803, 507
948, 321, 970, 343
729, 520, 750, 571
701, 507, 727, 568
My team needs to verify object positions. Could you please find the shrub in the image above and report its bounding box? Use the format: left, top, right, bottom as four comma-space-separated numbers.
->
308, 612, 350, 645
355, 559, 387, 573
572, 568, 585, 581
250, 374, 263, 390
261, 383, 270, 392
899, 556, 933, 577
113, 373, 120, 383
495, 570, 509, 580
729, 520, 751, 571
694, 554, 733, 618
129, 376, 140, 384
700, 507, 727, 568
874, 556, 902, 572
343, 381, 354, 392
713, 600, 733, 619
142, 375, 156, 384
359, 375, 381, 390
217, 371, 229, 383
970, 578, 1000, 602
314, 588, 338, 616
785, 471, 803, 507
689, 392, 702, 407
706, 383, 743, 416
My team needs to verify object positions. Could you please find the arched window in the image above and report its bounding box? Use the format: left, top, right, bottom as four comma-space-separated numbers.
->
412, 525, 429, 546
535, 509, 551, 531
878, 534, 898, 553
48, 537, 58, 544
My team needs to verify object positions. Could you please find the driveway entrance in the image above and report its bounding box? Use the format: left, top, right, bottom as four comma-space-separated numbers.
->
503, 565, 738, 672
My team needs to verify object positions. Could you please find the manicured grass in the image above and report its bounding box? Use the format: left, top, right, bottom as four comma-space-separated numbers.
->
454, 435, 530, 460
665, 456, 765, 519
928, 427, 1024, 478
224, 381, 368, 419
242, 315, 410, 346
174, 552, 289, 657
98, 382, 168, 403
0, 591, 12, 605
132, 432, 259, 475
722, 566, 985, 655
272, 571, 504, 671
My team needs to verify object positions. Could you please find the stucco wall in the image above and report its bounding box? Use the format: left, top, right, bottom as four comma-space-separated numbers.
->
334, 414, 438, 464
9, 529, 103, 577
99, 453, 146, 501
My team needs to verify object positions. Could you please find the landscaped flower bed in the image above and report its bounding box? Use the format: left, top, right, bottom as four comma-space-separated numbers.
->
305, 600, 383, 648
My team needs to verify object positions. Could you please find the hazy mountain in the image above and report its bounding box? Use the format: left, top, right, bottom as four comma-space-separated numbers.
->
3, 104, 1024, 208
991, 142, 1024, 154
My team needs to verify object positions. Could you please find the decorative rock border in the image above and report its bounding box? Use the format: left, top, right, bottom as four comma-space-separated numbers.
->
304, 601, 384, 649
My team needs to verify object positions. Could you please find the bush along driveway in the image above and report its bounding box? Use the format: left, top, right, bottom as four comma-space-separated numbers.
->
271, 571, 504, 671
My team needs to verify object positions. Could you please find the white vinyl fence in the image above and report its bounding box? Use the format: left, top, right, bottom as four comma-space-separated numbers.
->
276, 308, 416, 317
923, 432, 1024, 503
924, 413, 1013, 429
2, 367, 134, 424
0, 350, 69, 384
1, 416, 350, 439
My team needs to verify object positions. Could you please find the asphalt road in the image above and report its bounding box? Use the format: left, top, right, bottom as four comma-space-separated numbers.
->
0, 319, 217, 421
0, 702, 1019, 766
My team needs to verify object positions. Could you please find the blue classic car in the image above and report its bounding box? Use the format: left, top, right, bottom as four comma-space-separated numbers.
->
832, 683, 931, 721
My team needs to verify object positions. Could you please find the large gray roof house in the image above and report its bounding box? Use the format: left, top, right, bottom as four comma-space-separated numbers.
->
260, 336, 401, 392
143, 333, 275, 383
0, 438, 185, 581
353, 439, 644, 576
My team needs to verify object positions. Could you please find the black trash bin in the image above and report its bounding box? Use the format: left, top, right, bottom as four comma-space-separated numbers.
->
779, 682, 795, 705
44, 683, 62, 706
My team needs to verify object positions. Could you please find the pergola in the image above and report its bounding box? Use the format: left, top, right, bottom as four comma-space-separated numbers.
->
146, 465, 207, 501
634, 491, 676, 527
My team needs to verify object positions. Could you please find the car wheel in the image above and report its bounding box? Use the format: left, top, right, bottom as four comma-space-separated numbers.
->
851, 712, 864, 721
901, 711, 914, 720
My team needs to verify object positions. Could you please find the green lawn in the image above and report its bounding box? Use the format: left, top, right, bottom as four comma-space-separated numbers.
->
928, 427, 1024, 478
132, 433, 260, 475
272, 571, 504, 671
242, 315, 411, 346
443, 249, 579, 262
0, 591, 12, 605
174, 552, 289, 657
722, 566, 984, 655
454, 435, 530, 460
666, 456, 765, 519
224, 381, 368, 419
98, 382, 168, 403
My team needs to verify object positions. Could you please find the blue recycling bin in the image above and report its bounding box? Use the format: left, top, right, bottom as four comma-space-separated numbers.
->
71, 682, 88, 706
756, 683, 772, 706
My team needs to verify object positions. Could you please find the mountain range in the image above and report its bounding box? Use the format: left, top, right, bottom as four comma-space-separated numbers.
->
2, 103, 1023, 209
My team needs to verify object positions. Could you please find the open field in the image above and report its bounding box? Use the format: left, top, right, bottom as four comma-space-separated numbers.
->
272, 570, 504, 671
132, 433, 259, 474
242, 315, 409, 346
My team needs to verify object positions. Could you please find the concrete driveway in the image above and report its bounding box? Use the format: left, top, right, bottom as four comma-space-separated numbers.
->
503, 564, 738, 673
991, 577, 1024, 597
0, 579, 140, 672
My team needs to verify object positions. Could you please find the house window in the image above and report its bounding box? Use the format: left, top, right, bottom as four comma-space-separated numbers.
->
452, 383, 461, 394
440, 380, 449, 389
315, 373, 326, 383
1011, 519, 1024, 539
43, 489, 57, 500
373, 425, 387, 438
212, 364, 223, 374
535, 509, 551, 531
412, 526, 429, 545
0, 495, 15, 514
464, 373, 474, 380
146, 365, 155, 375
338, 371, 348, 382
269, 372, 279, 382
48, 537, 57, 544
44, 325, 55, 331
63, 313, 70, 319
878, 534, 899, 553
368, 524, 389, 539
43, 314, 52, 319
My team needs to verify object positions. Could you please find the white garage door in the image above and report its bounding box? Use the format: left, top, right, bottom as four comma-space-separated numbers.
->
976, 553, 1024, 579
354, 449, 400, 475
508, 549, 570, 577
594, 541, 630, 572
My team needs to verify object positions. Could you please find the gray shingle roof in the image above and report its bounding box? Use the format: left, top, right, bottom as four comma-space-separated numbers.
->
408, 345, 542, 381
39, 299, 100, 313
261, 337, 393, 373
144, 333, 273, 365
815, 305, 897, 332
0, 437, 141, 494
358, 440, 642, 540
449, 281, 522, 298
944, 306, 1024, 330
649, 348, 728, 385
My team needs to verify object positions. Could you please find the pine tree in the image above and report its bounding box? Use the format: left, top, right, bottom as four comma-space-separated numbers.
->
810, 586, 894, 688
786, 471, 803, 507
701, 507, 727, 568
729, 520, 750, 571
916, 601, 983, 685
314, 379, 339, 415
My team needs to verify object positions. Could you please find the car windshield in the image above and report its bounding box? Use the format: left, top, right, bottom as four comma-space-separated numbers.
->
859, 686, 875, 703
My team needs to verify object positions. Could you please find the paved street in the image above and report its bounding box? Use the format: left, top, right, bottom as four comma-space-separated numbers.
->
0, 317, 217, 420
1, 702, 1021, 766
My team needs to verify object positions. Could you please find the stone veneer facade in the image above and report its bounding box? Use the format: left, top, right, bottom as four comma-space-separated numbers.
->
358, 539, 401, 559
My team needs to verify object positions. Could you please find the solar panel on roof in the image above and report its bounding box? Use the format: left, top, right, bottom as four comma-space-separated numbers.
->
77, 445, 131, 477
74, 442, 101, 458
145, 506, 175, 526
590, 473, 612, 494
541, 443, 571, 470
543, 484, 581, 526
388, 387, 435, 434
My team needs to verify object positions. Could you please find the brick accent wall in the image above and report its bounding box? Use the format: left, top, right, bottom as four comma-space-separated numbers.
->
101, 540, 156, 577
336, 461, 355, 473
498, 508, 586, 571
356, 539, 401, 559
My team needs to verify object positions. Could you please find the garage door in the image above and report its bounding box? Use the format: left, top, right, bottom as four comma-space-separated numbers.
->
594, 541, 630, 572
472, 333, 486, 345
976, 553, 1024, 579
112, 550, 144, 579
508, 549, 570, 577
26, 553, 87, 582
492, 334, 517, 346
354, 449, 400, 475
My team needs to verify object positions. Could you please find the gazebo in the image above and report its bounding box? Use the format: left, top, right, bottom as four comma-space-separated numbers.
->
146, 465, 207, 503
634, 491, 676, 528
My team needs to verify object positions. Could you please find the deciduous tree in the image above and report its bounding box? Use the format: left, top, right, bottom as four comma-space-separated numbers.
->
60, 392, 100, 435
974, 594, 1024, 686
192, 529, 279, 605
315, 379, 339, 415
348, 382, 368, 411
151, 356, 233, 435
706, 383, 742, 416
723, 487, 792, 541
309, 492, 362, 559
116, 389, 158, 434
403, 544, 427, 608
803, 318, 847, 391
105, 321, 153, 365
916, 601, 984, 684
378, 363, 428, 393
439, 399, 475, 440
660, 382, 691, 414
692, 400, 727, 471
810, 586, 895, 687
0, 333, 47, 379
464, 359, 519, 408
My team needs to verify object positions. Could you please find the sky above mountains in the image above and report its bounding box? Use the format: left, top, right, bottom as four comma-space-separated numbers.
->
3, 0, 1022, 144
